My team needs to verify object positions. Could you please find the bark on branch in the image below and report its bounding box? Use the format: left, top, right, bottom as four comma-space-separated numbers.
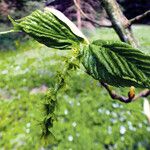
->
101, 0, 138, 48
101, 82, 150, 103
129, 10, 150, 25
76, 0, 81, 29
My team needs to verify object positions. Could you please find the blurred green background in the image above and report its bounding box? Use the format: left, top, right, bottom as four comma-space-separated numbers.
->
0, 0, 150, 150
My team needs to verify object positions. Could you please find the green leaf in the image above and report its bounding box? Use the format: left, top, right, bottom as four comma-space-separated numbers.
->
9, 8, 88, 50
81, 40, 150, 88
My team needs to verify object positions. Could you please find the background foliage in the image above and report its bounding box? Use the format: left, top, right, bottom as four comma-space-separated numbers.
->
0, 27, 150, 149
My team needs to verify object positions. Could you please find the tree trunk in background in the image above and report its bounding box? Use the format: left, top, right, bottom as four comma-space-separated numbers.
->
76, 0, 82, 29
101, 0, 138, 48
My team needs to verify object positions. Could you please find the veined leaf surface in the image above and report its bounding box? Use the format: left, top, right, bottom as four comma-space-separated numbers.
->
81, 40, 150, 88
9, 8, 88, 50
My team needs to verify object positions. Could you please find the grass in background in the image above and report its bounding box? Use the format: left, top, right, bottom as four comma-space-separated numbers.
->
0, 26, 150, 150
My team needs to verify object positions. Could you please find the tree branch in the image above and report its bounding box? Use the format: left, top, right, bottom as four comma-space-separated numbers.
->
0, 30, 15, 35
101, 82, 150, 103
78, 0, 149, 104
101, 0, 138, 48
76, 0, 82, 29
133, 89, 150, 101
73, 0, 112, 28
129, 10, 150, 25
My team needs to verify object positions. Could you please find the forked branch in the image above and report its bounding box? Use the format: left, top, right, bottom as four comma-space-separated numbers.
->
101, 82, 150, 103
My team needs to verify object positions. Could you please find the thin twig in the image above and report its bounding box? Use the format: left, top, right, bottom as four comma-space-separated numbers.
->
133, 89, 150, 101
129, 10, 150, 25
0, 30, 15, 35
101, 81, 150, 103
73, 0, 112, 28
